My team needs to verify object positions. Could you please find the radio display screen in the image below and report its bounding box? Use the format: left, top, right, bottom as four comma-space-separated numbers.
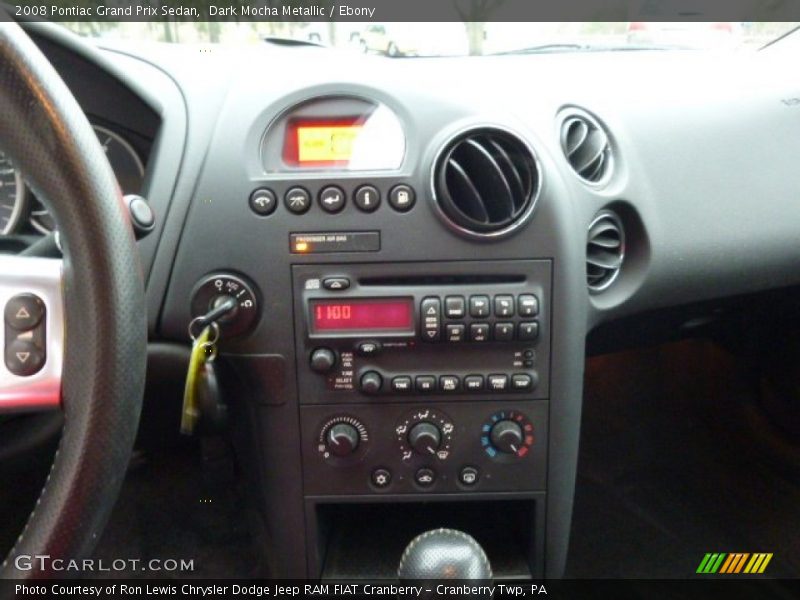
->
310, 298, 413, 333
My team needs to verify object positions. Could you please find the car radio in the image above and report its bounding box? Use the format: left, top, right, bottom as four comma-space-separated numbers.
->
292, 260, 551, 404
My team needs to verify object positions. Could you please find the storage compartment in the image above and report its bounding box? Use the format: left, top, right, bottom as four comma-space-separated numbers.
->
311, 498, 543, 580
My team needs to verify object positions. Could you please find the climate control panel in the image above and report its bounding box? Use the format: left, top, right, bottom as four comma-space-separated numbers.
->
300, 401, 547, 496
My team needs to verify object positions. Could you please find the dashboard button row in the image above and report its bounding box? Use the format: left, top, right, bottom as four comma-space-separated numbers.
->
250, 184, 416, 217
368, 372, 537, 394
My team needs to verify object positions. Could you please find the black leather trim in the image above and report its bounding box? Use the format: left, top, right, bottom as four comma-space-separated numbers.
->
0, 22, 146, 578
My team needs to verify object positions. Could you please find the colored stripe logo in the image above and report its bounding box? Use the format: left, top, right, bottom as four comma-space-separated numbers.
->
697, 553, 773, 574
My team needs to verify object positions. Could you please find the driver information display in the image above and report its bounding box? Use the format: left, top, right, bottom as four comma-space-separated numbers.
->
296, 124, 362, 163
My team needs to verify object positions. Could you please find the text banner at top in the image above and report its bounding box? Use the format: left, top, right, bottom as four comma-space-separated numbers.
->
4, 0, 800, 23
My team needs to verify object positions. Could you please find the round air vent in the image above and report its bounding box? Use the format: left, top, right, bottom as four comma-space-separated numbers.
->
560, 111, 613, 184
433, 128, 539, 237
587, 210, 625, 292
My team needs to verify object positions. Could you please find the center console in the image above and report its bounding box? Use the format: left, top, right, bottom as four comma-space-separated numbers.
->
295, 260, 550, 497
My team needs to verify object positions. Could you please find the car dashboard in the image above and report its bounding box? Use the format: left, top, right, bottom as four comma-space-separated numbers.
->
3, 22, 800, 579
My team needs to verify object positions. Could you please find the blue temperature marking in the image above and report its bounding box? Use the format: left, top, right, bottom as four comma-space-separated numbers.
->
480, 436, 489, 446
486, 447, 497, 458
482, 424, 491, 433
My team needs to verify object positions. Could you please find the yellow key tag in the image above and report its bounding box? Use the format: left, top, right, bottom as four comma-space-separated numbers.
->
181, 325, 214, 435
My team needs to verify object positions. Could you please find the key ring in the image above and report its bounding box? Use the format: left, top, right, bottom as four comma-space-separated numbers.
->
188, 318, 220, 344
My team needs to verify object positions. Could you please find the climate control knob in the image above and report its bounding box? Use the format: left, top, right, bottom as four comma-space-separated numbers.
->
326, 423, 360, 457
490, 420, 524, 454
408, 422, 442, 456
310, 347, 336, 373
360, 371, 383, 395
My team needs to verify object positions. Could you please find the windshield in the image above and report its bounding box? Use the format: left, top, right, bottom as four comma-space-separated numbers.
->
64, 22, 799, 55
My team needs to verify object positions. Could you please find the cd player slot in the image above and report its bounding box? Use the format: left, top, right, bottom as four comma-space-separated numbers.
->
358, 274, 526, 287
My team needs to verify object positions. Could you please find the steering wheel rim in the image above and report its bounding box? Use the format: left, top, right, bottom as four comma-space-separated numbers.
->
0, 22, 147, 578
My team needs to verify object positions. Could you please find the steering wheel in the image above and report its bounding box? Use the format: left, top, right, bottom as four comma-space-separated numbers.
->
0, 23, 147, 578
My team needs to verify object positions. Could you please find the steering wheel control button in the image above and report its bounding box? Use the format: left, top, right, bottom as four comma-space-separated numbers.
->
469, 295, 490, 318
415, 467, 436, 487
415, 376, 436, 393
249, 188, 277, 216
518, 321, 539, 341
371, 468, 392, 489
446, 323, 465, 343
494, 322, 515, 342
388, 184, 416, 212
356, 341, 381, 357
354, 185, 381, 212
444, 295, 466, 318
464, 375, 485, 392
391, 376, 413, 393
5, 341, 45, 377
284, 187, 311, 214
319, 186, 346, 213
518, 294, 539, 317
439, 375, 460, 393
323, 277, 350, 291
421, 297, 441, 342
459, 466, 480, 486
494, 295, 515, 317
470, 323, 489, 342
360, 370, 383, 395
5, 294, 45, 330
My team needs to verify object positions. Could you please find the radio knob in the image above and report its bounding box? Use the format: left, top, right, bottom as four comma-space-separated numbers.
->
360, 371, 383, 395
408, 422, 442, 455
326, 423, 360, 457
310, 347, 337, 373
490, 420, 524, 454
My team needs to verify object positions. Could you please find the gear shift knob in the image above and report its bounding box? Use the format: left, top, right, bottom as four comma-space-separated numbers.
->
398, 528, 493, 582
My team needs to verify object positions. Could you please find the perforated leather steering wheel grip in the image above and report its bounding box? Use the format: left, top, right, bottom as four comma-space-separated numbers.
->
0, 22, 147, 578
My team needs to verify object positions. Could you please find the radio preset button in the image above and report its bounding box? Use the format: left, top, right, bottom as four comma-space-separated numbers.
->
488, 374, 509, 392
391, 376, 413, 393
354, 185, 381, 212
446, 323, 465, 343
470, 323, 489, 342
415, 376, 436, 393
494, 295, 515, 317
360, 371, 383, 395
357, 341, 381, 357
439, 375, 460, 393
469, 295, 490, 318
518, 321, 539, 341
421, 297, 441, 342
444, 296, 465, 319
323, 277, 350, 291
284, 187, 311, 214
464, 375, 485, 392
494, 322, 515, 342
518, 294, 539, 317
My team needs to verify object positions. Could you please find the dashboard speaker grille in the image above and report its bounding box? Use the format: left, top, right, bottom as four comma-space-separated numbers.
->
587, 211, 624, 292
561, 112, 612, 183
433, 128, 538, 236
